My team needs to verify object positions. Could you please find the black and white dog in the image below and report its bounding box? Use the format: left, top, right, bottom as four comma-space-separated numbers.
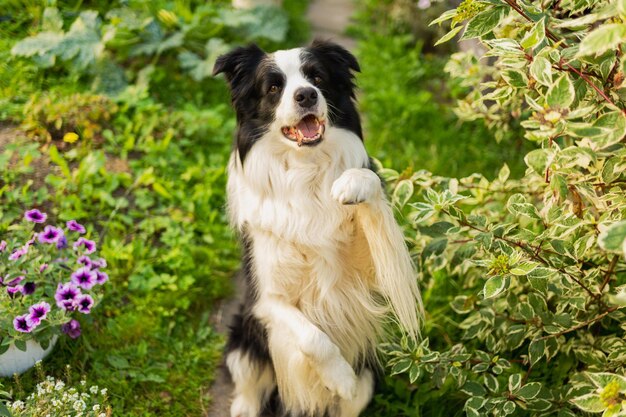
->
213, 40, 423, 417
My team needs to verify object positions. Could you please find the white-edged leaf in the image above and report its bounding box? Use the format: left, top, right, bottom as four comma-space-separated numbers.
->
521, 18, 546, 49
530, 56, 552, 86
484, 275, 506, 298
570, 393, 606, 412
599, 221, 626, 253
462, 6, 507, 40
393, 180, 414, 207
546, 74, 575, 108
435, 25, 464, 46
578, 23, 626, 57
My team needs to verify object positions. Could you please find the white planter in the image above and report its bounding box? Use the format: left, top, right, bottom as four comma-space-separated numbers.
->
0, 336, 58, 377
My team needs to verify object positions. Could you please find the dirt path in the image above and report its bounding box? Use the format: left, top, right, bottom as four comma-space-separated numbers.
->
306, 0, 357, 50
204, 2, 358, 415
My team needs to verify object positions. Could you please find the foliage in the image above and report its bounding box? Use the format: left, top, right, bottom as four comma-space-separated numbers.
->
21, 92, 116, 144
374, 0, 626, 415
0, 211, 107, 349
0, 0, 308, 415
6, 363, 111, 417
355, 32, 532, 178
10, 2, 291, 91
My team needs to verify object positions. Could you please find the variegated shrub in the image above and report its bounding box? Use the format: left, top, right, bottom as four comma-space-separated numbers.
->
383, 1, 626, 416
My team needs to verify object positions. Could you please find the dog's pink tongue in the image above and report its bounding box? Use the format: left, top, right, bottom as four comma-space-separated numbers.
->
296, 117, 318, 138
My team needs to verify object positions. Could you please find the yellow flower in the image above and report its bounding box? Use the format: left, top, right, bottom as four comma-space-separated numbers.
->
63, 132, 79, 143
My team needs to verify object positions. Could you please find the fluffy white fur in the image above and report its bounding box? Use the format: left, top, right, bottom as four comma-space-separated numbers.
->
226, 48, 422, 417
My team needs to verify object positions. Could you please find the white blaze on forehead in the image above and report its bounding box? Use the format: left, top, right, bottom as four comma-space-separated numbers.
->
273, 48, 304, 77
272, 48, 326, 127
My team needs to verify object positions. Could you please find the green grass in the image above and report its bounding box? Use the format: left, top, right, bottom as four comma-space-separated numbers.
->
0, 1, 536, 415
356, 33, 532, 179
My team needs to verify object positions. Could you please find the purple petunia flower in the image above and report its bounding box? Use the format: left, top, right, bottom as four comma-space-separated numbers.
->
71, 267, 97, 290
28, 301, 50, 326
38, 226, 64, 244
39, 263, 49, 273
76, 294, 94, 314
54, 283, 81, 310
61, 319, 81, 339
8, 246, 27, 261
77, 255, 93, 269
4, 276, 24, 287
92, 258, 107, 269
21, 282, 36, 295
94, 270, 109, 285
24, 209, 47, 223
7, 285, 23, 296
66, 220, 86, 234
13, 315, 34, 333
73, 237, 96, 255
0, 240, 6, 252
56, 235, 68, 250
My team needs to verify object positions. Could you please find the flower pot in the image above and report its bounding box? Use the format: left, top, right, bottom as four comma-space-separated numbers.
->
0, 336, 58, 377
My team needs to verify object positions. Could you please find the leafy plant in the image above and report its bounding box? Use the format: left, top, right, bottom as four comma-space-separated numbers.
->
376, 0, 626, 415
0, 210, 108, 351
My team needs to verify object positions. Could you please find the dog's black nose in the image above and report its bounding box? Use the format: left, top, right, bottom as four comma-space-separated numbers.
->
294, 87, 318, 108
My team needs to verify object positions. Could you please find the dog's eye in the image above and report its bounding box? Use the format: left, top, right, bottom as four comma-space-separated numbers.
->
313, 76, 322, 86
269, 85, 281, 94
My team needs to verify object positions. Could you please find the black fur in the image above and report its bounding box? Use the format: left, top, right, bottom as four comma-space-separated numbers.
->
213, 40, 362, 165
215, 40, 366, 417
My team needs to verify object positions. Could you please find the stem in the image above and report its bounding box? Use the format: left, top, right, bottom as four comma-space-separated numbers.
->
443, 209, 600, 299
503, 0, 626, 115
599, 255, 619, 294
538, 307, 620, 340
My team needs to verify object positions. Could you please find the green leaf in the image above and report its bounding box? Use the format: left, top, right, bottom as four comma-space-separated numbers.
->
598, 221, 626, 253
529, 339, 546, 366
524, 148, 554, 176
435, 25, 464, 46
462, 6, 508, 40
578, 23, 626, 57
0, 402, 11, 417
530, 56, 552, 86
503, 401, 516, 415
393, 179, 414, 207
546, 74, 575, 109
42, 7, 63, 32
586, 372, 626, 390
571, 393, 606, 412
509, 374, 523, 392
516, 382, 542, 400
462, 381, 487, 397
501, 69, 528, 87
430, 9, 457, 26
484, 275, 506, 298
521, 18, 546, 49
13, 340, 26, 352
510, 261, 539, 276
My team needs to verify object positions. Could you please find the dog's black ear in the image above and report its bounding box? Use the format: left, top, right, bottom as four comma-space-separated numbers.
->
213, 44, 266, 87
308, 39, 360, 74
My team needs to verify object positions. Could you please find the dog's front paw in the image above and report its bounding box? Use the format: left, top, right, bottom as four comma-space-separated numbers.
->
317, 355, 358, 400
331, 168, 381, 205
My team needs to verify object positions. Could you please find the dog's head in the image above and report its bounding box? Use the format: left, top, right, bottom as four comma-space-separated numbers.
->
213, 40, 362, 162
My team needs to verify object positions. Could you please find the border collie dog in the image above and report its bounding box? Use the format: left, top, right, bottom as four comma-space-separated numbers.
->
213, 40, 423, 417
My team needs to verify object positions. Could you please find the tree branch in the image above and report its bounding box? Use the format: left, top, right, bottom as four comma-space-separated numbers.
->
538, 306, 620, 340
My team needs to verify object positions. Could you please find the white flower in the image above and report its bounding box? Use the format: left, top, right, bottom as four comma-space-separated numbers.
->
90, 386, 99, 394
10, 400, 24, 410
93, 404, 101, 411
100, 388, 108, 396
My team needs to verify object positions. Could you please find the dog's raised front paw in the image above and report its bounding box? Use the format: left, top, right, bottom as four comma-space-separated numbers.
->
317, 354, 358, 400
331, 168, 381, 205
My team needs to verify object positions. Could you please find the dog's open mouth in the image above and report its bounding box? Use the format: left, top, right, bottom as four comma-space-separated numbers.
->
281, 115, 325, 147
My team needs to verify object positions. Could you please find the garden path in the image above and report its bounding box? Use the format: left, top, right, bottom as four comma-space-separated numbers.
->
204, 1, 357, 416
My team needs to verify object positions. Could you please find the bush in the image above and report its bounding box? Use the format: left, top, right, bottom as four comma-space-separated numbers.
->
376, 1, 626, 416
